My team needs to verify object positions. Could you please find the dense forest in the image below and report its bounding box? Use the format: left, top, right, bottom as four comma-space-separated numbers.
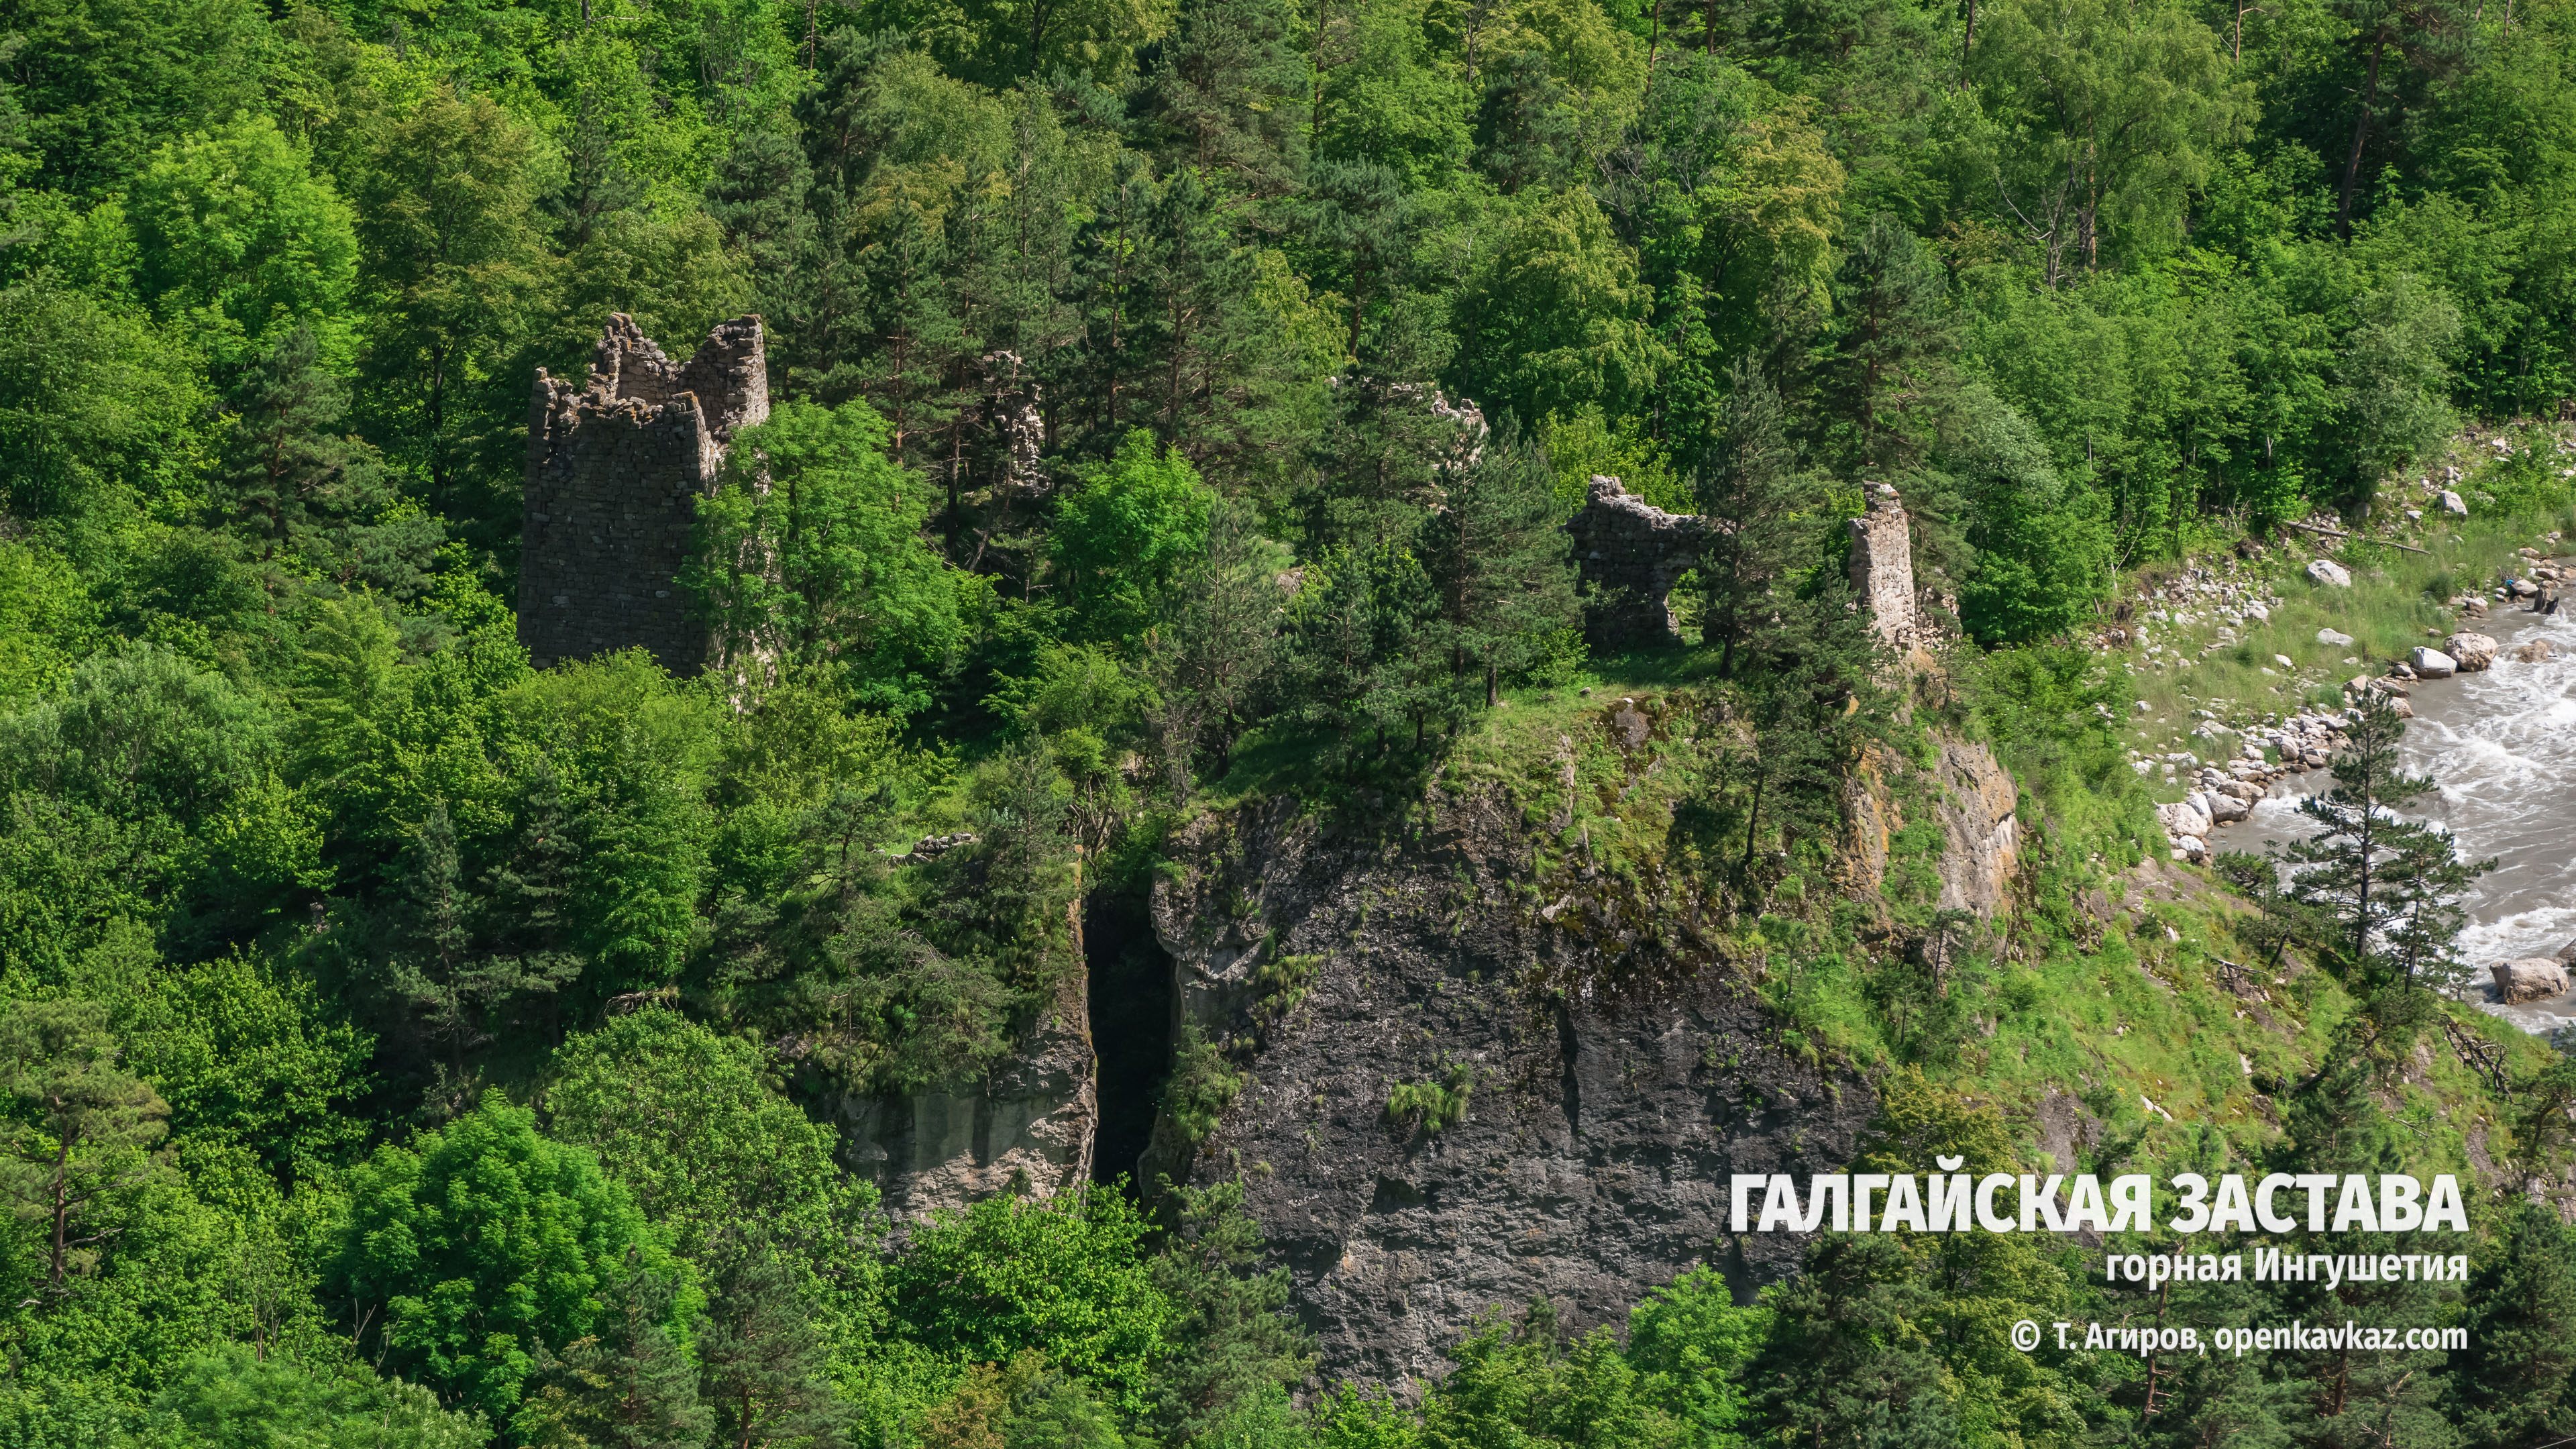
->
5, 0, 2576, 1440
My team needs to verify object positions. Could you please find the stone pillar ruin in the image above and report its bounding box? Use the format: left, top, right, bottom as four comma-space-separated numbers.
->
1846, 482, 1919, 647
518, 313, 770, 674
1563, 475, 1710, 649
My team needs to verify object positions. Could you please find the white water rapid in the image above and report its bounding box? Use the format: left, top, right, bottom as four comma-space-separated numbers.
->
2208, 600, 2576, 1033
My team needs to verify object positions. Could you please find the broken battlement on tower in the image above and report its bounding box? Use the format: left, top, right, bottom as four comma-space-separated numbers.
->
518, 313, 769, 674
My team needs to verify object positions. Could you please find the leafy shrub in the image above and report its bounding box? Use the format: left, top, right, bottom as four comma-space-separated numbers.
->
1164, 1026, 1243, 1144
1386, 1062, 1476, 1132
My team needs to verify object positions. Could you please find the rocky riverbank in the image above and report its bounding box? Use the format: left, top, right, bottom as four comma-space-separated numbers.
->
2127, 515, 2568, 860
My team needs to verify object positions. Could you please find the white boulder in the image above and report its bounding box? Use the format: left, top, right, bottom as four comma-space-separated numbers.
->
2409, 647, 2456, 678
2308, 559, 2353, 587
2158, 799, 2213, 840
2439, 490, 2468, 516
2444, 632, 2499, 671
2493, 957, 2571, 1004
2316, 627, 2355, 647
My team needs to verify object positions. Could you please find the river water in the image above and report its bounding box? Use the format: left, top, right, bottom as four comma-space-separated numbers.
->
2209, 600, 2576, 1033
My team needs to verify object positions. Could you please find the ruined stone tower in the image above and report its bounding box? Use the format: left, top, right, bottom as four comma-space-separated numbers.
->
518, 314, 769, 674
1845, 482, 1919, 646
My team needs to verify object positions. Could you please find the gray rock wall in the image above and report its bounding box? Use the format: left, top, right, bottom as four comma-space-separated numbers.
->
519, 314, 769, 674
1146, 791, 1875, 1387
823, 970, 1099, 1220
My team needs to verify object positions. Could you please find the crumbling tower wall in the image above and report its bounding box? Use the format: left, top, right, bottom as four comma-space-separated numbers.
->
1845, 482, 1919, 647
1564, 475, 1711, 649
519, 314, 769, 673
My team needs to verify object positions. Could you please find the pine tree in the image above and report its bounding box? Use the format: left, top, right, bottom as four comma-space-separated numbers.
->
1695, 356, 1821, 676
2262, 1041, 2463, 1447
700, 1255, 852, 1449
387, 802, 482, 1069
1142, 1183, 1316, 1444
1134, 168, 1270, 470
853, 197, 977, 464
1298, 159, 1416, 361
478, 761, 590, 1044
1140, 497, 1288, 792
218, 323, 437, 597
2278, 693, 2491, 988
1278, 540, 1435, 770
2451, 1201, 2576, 1443
1419, 425, 1578, 708
1069, 157, 1159, 451
1807, 214, 1953, 474
1750, 1234, 1960, 1445
1144, 0, 1310, 197
517, 1256, 715, 1449
706, 129, 816, 354
0, 999, 172, 1294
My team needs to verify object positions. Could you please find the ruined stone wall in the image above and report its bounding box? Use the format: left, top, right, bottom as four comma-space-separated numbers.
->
518, 314, 769, 673
1846, 482, 1919, 647
1563, 476, 1710, 649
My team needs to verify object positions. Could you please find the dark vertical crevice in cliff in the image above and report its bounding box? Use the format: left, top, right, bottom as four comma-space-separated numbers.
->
1085, 882, 1172, 1187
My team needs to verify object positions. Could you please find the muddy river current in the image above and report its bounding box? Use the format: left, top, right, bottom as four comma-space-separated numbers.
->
2207, 599, 2576, 1034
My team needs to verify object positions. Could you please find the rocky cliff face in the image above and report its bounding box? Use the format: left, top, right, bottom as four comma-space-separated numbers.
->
1141, 788, 1878, 1387
823, 970, 1097, 1220
1843, 734, 2025, 917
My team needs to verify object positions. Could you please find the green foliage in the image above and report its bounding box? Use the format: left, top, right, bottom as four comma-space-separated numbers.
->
140, 1346, 488, 1449
511, 1259, 714, 1449
1419, 1302, 1677, 1448
687, 398, 975, 714
0, 279, 213, 557
1385, 1061, 1474, 1132
1623, 1270, 1767, 1448
0, 998, 173, 1296
886, 1187, 1173, 1415
329, 1090, 687, 1424
212, 323, 431, 600
1456, 188, 1665, 427
0, 542, 99, 709
1142, 1181, 1316, 1442
2277, 692, 2491, 990
1254, 949, 1323, 1015
1421, 426, 1582, 708
2341, 274, 2463, 496
128, 113, 358, 364
7, 0, 2576, 1436
1050, 430, 1216, 645
114, 950, 374, 1181
350, 85, 558, 542
544, 1009, 876, 1283
1163, 1025, 1243, 1144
